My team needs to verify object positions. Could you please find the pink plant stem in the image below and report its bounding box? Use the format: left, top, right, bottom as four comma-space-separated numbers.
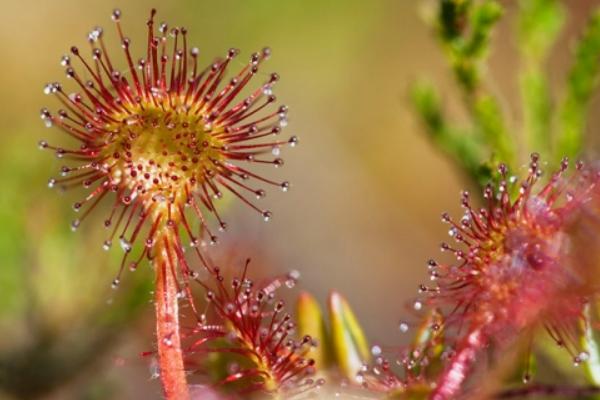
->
430, 327, 485, 400
155, 236, 190, 400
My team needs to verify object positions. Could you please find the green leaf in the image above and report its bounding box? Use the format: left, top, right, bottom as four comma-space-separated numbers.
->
556, 8, 600, 161
436, 0, 502, 93
410, 80, 489, 184
518, 0, 563, 155
296, 291, 331, 369
328, 291, 370, 381
518, 0, 564, 61
464, 1, 503, 59
473, 94, 512, 163
439, 0, 471, 40
581, 304, 600, 386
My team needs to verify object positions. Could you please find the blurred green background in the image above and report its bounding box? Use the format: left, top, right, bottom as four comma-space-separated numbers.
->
1, 0, 600, 398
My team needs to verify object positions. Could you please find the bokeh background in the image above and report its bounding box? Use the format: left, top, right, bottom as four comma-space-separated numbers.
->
1, 0, 600, 399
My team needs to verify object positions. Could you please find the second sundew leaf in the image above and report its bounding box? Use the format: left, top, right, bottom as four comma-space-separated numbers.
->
328, 291, 370, 381
556, 8, 600, 162
296, 291, 332, 369
517, 0, 564, 158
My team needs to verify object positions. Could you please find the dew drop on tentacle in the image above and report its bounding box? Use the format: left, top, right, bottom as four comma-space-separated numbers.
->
71, 219, 80, 231
399, 321, 409, 333
262, 210, 272, 222
285, 269, 300, 288
120, 237, 132, 253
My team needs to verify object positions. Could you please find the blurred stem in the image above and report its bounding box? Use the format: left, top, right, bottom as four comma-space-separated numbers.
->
431, 326, 484, 399
155, 233, 189, 400
495, 384, 600, 398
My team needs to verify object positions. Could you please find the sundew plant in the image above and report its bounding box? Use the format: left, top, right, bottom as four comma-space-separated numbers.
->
14, 0, 600, 399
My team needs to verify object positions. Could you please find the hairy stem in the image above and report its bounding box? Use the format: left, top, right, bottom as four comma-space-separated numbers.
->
155, 233, 189, 400
431, 327, 485, 400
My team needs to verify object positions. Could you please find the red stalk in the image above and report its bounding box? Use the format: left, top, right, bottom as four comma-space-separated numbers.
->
430, 327, 485, 400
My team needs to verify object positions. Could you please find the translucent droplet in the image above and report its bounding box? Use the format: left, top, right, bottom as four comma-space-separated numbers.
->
281, 181, 290, 192
111, 279, 120, 289
120, 237, 132, 252
371, 345, 382, 356
399, 321, 409, 333
103, 240, 112, 251
60, 55, 70, 67
71, 219, 80, 231
88, 27, 103, 42
262, 210, 272, 222
413, 301, 423, 311
43, 83, 53, 95
355, 373, 365, 384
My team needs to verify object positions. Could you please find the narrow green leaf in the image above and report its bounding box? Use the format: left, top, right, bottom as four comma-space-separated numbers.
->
328, 291, 370, 380
439, 0, 471, 41
464, 1, 503, 59
296, 291, 331, 369
556, 8, 600, 161
518, 0, 564, 61
437, 0, 502, 93
581, 304, 600, 386
473, 94, 513, 164
410, 80, 489, 184
517, 0, 563, 156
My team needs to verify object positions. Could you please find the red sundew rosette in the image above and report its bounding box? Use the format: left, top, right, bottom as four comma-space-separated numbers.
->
420, 154, 600, 400
39, 9, 295, 399
182, 261, 321, 397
